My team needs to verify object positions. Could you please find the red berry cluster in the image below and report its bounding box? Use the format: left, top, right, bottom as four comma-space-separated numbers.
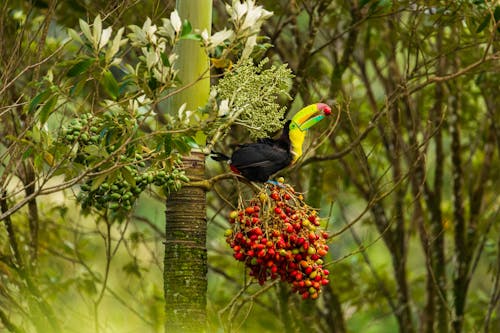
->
225, 181, 330, 300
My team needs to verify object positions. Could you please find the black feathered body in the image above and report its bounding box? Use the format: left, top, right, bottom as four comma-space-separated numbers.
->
213, 121, 293, 182
230, 140, 292, 182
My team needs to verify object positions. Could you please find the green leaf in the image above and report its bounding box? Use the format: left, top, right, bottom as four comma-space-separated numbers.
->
160, 52, 170, 67
164, 134, 172, 155
184, 136, 199, 149
31, 126, 41, 143
68, 28, 84, 44
82, 144, 101, 157
34, 154, 44, 171
67, 58, 95, 77
28, 90, 51, 114
70, 79, 87, 97
172, 137, 191, 154
23, 147, 34, 160
194, 130, 206, 146
101, 70, 119, 100
180, 33, 202, 41
79, 19, 93, 43
476, 14, 490, 33
91, 174, 107, 191
40, 95, 57, 125
181, 19, 192, 36
121, 167, 136, 187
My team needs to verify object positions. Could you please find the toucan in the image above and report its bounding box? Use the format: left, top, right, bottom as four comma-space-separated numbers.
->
211, 103, 332, 182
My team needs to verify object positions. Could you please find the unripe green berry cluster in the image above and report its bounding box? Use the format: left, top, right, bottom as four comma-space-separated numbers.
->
225, 180, 330, 300
61, 113, 102, 145
61, 113, 188, 219
79, 166, 186, 218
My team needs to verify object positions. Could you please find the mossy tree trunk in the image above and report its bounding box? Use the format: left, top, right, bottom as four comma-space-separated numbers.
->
165, 152, 207, 333
164, 1, 211, 332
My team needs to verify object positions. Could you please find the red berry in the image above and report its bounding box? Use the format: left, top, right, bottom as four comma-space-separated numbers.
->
245, 207, 255, 215
271, 191, 280, 200
253, 227, 263, 236
274, 207, 282, 215
317, 248, 328, 257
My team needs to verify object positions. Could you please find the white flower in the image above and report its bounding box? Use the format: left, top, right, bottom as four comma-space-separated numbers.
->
227, 0, 272, 33
159, 18, 175, 40
142, 18, 158, 44
210, 29, 234, 47
218, 99, 230, 117
241, 34, 256, 60
170, 10, 182, 33
99, 26, 112, 50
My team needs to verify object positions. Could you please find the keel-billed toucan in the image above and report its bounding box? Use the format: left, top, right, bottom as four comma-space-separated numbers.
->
212, 103, 332, 182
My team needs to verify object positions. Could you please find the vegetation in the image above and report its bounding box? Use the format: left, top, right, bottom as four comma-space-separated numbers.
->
0, 0, 499, 333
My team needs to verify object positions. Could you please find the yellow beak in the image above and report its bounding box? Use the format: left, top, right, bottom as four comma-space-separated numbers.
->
291, 103, 330, 131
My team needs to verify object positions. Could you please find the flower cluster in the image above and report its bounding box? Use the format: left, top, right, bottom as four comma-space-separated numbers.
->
225, 180, 330, 300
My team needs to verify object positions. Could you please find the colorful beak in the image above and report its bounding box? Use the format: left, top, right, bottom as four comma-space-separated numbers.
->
291, 103, 331, 131
298, 114, 325, 130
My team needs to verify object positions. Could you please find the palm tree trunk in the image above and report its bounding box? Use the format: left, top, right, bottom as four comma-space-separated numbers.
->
164, 1, 211, 332
165, 152, 207, 333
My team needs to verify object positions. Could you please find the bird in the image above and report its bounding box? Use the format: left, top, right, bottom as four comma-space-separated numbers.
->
211, 103, 332, 182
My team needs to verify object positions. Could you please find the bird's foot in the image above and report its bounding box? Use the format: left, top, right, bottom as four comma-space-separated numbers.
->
266, 179, 286, 188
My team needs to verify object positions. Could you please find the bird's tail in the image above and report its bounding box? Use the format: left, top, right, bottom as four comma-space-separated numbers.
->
210, 150, 230, 162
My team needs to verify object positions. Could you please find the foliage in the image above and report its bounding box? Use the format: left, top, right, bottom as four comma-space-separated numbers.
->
1, 0, 499, 332
0, 0, 286, 331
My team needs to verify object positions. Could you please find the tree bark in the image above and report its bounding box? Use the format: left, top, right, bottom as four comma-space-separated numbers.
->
163, 1, 211, 332
165, 152, 207, 333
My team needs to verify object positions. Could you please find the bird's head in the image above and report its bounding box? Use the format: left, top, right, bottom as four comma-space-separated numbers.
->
288, 103, 332, 163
